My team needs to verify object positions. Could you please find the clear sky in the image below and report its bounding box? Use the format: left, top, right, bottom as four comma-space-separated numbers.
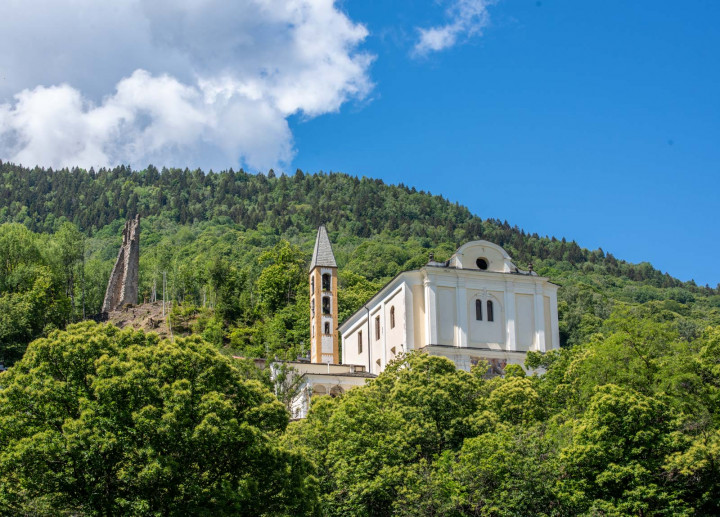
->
291, 1, 720, 287
0, 1, 718, 285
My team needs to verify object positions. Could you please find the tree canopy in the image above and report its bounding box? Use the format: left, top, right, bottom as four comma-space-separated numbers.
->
0, 322, 316, 516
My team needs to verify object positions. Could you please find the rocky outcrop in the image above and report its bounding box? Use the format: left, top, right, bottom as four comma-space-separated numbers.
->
102, 215, 140, 313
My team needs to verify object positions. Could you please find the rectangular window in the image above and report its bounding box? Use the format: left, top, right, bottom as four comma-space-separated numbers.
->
375, 316, 381, 341
358, 331, 363, 354
322, 296, 331, 315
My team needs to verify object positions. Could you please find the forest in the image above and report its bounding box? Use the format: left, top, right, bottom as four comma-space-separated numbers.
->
0, 161, 719, 515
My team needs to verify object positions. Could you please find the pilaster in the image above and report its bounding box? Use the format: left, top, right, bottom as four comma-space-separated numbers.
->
504, 281, 516, 351
455, 281, 468, 347
534, 284, 546, 352
424, 274, 438, 345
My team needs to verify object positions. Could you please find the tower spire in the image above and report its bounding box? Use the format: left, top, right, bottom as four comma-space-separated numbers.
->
309, 226, 339, 364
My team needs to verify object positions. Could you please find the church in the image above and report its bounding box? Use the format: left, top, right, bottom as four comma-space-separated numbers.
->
286, 226, 560, 418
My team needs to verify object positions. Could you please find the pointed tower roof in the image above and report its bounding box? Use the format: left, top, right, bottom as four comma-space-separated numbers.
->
310, 225, 337, 269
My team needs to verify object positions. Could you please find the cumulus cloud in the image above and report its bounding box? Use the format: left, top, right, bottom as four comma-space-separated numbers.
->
414, 0, 495, 55
0, 0, 373, 170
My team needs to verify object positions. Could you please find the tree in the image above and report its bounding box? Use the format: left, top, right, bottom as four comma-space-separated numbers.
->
0, 322, 317, 515
287, 352, 483, 516
558, 384, 688, 515
53, 221, 84, 317
256, 241, 306, 314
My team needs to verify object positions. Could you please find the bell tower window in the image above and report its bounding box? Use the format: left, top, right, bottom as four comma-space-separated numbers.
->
322, 273, 331, 291
324, 322, 330, 335
322, 296, 330, 315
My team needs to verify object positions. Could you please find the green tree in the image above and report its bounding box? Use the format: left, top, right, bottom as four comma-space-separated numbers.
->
558, 384, 688, 515
0, 322, 317, 515
256, 241, 307, 314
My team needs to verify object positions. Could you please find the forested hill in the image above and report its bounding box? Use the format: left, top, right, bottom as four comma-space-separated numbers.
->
0, 160, 718, 365
3, 162, 720, 514
0, 160, 710, 290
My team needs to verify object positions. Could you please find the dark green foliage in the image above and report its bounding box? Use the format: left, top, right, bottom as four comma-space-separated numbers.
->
2, 163, 718, 366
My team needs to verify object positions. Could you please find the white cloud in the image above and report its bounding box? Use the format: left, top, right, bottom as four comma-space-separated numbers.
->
0, 0, 373, 170
414, 0, 495, 55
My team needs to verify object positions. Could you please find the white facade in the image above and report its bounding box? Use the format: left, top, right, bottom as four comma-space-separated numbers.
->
339, 240, 560, 375
281, 362, 375, 419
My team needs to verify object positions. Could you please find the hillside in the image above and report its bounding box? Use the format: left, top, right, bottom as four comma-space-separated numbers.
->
0, 161, 718, 366
2, 162, 720, 514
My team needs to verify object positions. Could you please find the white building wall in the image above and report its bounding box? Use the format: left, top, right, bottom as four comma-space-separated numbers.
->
338, 241, 561, 377
437, 287, 456, 345
384, 288, 405, 363
342, 317, 369, 369
515, 294, 535, 351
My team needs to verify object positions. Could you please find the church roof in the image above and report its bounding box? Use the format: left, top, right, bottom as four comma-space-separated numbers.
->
310, 225, 337, 269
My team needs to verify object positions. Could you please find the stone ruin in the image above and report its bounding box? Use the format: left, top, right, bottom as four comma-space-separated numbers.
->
102, 215, 140, 313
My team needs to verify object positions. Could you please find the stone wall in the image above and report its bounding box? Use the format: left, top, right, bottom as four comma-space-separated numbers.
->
102, 215, 140, 313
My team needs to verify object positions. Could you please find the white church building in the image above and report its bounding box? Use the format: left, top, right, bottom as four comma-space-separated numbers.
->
284, 226, 560, 418
339, 239, 560, 376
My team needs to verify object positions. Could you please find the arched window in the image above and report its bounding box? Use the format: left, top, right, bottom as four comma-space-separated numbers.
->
475, 299, 483, 320
390, 306, 395, 329
311, 299, 314, 318
322, 296, 330, 315
330, 385, 344, 397
322, 273, 331, 291
358, 331, 363, 354
487, 300, 494, 322
313, 385, 327, 396
324, 322, 330, 335
311, 276, 315, 292
375, 316, 381, 340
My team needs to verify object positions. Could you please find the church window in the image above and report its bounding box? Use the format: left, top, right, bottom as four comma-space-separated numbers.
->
475, 299, 483, 320
313, 385, 327, 396
358, 331, 363, 354
311, 276, 315, 292
311, 299, 315, 318
487, 300, 494, 322
322, 273, 331, 291
324, 322, 330, 335
375, 316, 381, 340
476, 257, 489, 270
390, 306, 395, 328
322, 296, 330, 315
330, 385, 344, 397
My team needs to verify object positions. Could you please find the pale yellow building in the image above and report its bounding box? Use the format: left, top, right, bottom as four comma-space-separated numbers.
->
339, 240, 560, 375
284, 229, 560, 418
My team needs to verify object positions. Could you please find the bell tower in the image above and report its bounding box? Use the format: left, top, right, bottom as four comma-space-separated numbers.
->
309, 225, 339, 363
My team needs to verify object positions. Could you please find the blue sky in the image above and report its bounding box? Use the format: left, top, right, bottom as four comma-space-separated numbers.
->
0, 1, 718, 285
290, 1, 720, 286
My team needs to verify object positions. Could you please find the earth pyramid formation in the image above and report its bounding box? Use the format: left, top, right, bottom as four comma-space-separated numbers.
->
102, 215, 140, 313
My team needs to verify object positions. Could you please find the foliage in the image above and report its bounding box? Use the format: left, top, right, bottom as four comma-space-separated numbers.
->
0, 322, 317, 516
